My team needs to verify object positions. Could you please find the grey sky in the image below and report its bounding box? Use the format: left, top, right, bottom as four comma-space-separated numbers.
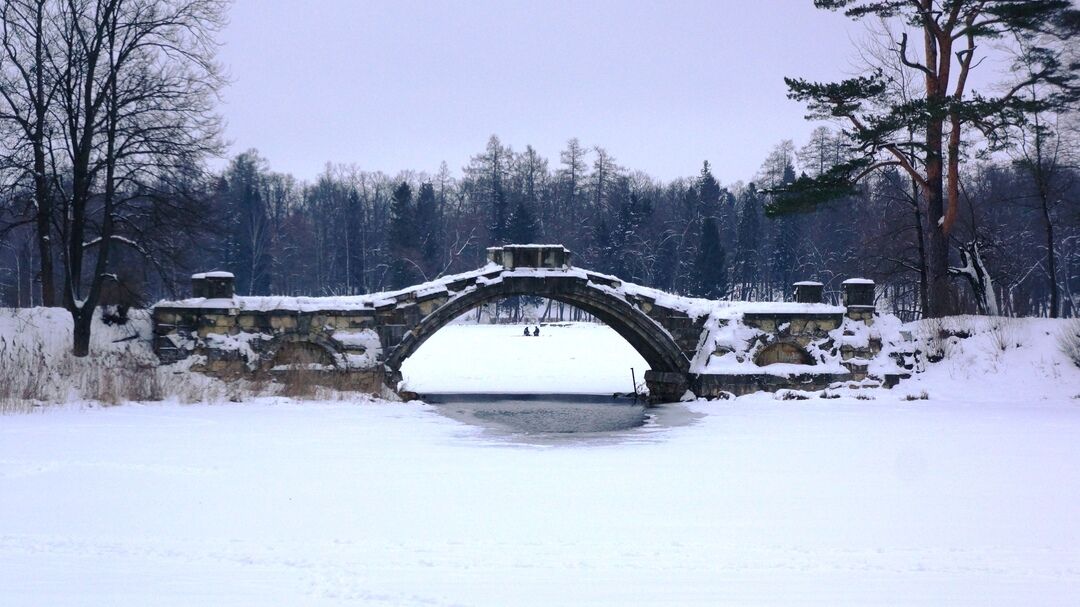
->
218, 0, 866, 184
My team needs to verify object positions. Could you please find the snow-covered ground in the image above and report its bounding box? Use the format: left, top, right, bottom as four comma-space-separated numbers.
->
2, 315, 1080, 605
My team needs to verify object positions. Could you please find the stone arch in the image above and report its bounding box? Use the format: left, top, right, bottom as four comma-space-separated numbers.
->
262, 333, 343, 372
754, 341, 814, 366
384, 275, 689, 375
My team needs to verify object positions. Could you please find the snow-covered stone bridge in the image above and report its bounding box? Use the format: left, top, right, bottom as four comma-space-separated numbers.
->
152, 245, 910, 401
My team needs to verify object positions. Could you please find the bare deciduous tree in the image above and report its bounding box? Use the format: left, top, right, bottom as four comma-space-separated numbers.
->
48, 0, 225, 355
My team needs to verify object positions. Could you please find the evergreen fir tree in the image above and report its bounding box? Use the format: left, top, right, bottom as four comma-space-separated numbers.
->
490, 188, 510, 245
698, 161, 721, 217
507, 198, 538, 245
771, 163, 799, 293
415, 182, 440, 277
733, 184, 764, 299
692, 215, 727, 299
591, 217, 616, 275
389, 181, 417, 287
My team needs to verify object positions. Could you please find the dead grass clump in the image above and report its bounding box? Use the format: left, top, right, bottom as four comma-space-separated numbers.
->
919, 318, 948, 363
1, 325, 163, 409
1059, 319, 1080, 368
987, 317, 1022, 352
919, 317, 978, 363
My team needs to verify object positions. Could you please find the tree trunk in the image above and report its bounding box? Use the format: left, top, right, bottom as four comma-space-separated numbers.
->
911, 177, 930, 318
950, 241, 998, 316
1043, 202, 1059, 318
920, 7, 956, 318
72, 307, 93, 357
31, 1, 55, 307
923, 115, 955, 317
33, 162, 55, 307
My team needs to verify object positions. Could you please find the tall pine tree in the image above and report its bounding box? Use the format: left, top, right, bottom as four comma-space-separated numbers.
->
389, 181, 418, 287
692, 216, 727, 299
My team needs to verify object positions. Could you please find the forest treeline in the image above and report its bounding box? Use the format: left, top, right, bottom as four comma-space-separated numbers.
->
4, 129, 1077, 320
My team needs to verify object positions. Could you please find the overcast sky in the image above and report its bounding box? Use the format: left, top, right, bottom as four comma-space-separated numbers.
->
217, 0, 869, 184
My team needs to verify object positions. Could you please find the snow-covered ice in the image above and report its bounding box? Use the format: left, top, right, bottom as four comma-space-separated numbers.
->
2, 317, 1080, 605
3, 394, 1080, 605
401, 322, 649, 395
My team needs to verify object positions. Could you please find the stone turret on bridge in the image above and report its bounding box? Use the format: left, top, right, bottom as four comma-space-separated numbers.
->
152, 244, 910, 401
486, 244, 572, 269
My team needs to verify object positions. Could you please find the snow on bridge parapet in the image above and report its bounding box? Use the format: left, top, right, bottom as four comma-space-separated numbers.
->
152, 246, 909, 400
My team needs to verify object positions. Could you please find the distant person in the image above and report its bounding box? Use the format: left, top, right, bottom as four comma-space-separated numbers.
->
533, 326, 540, 337
523, 326, 530, 337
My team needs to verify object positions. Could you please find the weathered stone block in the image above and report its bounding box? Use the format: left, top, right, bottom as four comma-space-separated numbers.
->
847, 310, 874, 326
269, 315, 297, 331
417, 296, 449, 316
155, 311, 177, 325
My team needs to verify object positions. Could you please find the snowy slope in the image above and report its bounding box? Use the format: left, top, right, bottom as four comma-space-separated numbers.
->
895, 316, 1079, 403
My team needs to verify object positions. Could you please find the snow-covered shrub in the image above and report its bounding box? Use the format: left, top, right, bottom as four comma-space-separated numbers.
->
919, 318, 950, 362
1059, 319, 1080, 368
917, 316, 978, 364
940, 317, 974, 339
775, 389, 810, 401
903, 390, 930, 401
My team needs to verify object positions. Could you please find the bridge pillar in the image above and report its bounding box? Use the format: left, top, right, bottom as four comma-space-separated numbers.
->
644, 370, 690, 403
191, 271, 235, 299
842, 278, 876, 324
487, 244, 571, 269
793, 281, 823, 303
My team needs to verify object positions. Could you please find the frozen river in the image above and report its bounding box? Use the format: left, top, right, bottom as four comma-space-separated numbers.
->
4, 395, 1079, 606
400, 322, 651, 395
2, 321, 1079, 605
426, 393, 652, 434
424, 394, 703, 441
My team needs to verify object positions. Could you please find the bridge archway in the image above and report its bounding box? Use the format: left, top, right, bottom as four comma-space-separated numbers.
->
384, 275, 689, 378
261, 332, 343, 372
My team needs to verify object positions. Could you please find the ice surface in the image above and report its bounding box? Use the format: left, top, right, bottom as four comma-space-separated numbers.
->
402, 322, 649, 394
2, 317, 1080, 604
3, 387, 1080, 604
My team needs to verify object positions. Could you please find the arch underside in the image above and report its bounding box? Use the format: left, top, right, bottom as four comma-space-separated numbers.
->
384, 276, 689, 375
